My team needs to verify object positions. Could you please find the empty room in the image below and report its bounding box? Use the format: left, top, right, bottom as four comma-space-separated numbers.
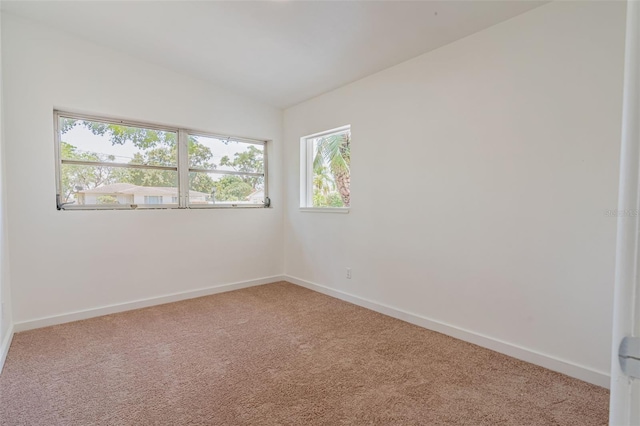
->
0, 0, 639, 424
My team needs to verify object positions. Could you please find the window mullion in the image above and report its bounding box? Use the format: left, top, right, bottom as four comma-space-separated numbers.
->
178, 129, 189, 208
264, 141, 269, 206
306, 137, 314, 207
54, 111, 63, 208
61, 159, 177, 171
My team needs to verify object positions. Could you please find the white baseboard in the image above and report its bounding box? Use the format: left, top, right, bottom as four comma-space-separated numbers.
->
8, 274, 610, 388
285, 275, 610, 389
13, 275, 286, 333
0, 322, 14, 375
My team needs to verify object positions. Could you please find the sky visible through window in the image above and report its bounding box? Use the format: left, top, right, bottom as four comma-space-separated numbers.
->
62, 126, 243, 173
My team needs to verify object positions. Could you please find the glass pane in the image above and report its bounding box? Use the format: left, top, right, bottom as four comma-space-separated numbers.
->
310, 130, 351, 208
188, 172, 264, 205
188, 134, 264, 173
59, 117, 177, 167
61, 164, 178, 206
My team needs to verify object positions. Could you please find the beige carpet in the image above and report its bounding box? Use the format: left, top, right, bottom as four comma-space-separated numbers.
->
0, 282, 608, 425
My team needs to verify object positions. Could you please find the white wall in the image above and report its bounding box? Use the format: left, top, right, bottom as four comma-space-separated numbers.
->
0, 5, 13, 352
2, 13, 284, 324
284, 1, 625, 385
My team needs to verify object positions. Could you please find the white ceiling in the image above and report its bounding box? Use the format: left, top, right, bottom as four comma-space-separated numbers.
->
2, 1, 545, 108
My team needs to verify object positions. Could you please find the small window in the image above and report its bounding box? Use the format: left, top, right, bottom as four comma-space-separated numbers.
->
54, 111, 269, 210
300, 126, 351, 210
187, 134, 266, 206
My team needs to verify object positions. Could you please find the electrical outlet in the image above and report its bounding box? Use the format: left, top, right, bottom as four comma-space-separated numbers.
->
346, 268, 352, 279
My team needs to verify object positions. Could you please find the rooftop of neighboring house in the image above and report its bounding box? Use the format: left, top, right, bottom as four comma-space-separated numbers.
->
78, 183, 208, 198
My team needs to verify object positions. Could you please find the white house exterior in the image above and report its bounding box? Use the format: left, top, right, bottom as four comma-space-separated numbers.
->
77, 183, 208, 205
247, 189, 264, 204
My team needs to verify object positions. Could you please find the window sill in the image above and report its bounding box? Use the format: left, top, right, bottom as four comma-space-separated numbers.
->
299, 207, 350, 214
59, 204, 268, 211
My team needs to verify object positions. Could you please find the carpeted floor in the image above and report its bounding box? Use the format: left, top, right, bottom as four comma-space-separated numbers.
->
0, 281, 608, 425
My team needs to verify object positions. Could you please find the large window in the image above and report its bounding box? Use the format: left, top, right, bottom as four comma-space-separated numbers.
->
300, 125, 351, 211
55, 111, 268, 210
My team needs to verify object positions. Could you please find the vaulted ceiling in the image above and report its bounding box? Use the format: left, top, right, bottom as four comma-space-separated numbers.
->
2, 1, 545, 108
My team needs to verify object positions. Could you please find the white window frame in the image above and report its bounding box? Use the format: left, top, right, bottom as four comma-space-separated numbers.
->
299, 125, 350, 213
54, 110, 269, 210
185, 130, 269, 210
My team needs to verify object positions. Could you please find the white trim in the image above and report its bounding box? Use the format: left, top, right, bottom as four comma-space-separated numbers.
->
13, 275, 285, 332
299, 207, 349, 214
299, 135, 314, 208
0, 322, 14, 375
64, 204, 268, 211
187, 168, 264, 177
285, 275, 610, 389
263, 140, 270, 205
302, 125, 351, 141
187, 130, 266, 146
6, 274, 608, 388
610, 0, 640, 423
188, 204, 266, 209
178, 129, 189, 208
